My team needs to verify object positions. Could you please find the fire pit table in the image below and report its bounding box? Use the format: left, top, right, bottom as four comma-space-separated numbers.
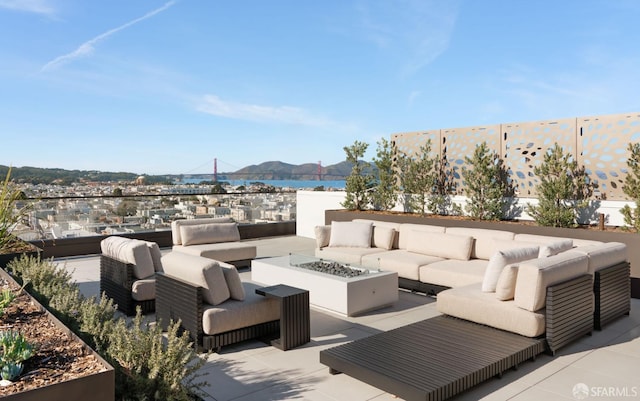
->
251, 254, 398, 316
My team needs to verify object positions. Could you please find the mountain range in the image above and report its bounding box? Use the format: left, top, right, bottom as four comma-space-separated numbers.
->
1, 161, 356, 184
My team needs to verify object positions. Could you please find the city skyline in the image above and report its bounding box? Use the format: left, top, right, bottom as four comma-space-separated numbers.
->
1, 1, 639, 175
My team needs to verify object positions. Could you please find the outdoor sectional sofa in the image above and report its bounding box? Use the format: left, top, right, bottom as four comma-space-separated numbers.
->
318, 219, 631, 400
171, 217, 257, 268
315, 219, 630, 342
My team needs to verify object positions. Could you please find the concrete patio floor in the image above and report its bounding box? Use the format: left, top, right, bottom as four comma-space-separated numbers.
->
60, 235, 640, 401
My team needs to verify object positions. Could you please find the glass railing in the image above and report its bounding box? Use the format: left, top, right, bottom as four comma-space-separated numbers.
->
12, 191, 297, 241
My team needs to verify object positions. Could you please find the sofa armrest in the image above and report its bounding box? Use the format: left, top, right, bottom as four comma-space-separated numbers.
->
594, 261, 630, 330
156, 272, 205, 351
545, 274, 593, 355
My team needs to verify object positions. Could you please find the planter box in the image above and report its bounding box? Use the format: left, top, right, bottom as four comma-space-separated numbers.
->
0, 268, 115, 401
326, 209, 640, 298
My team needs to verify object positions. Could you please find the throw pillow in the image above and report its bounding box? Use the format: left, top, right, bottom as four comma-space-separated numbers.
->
146, 241, 163, 272
495, 264, 519, 300
481, 245, 539, 292
180, 222, 240, 246
127, 240, 155, 279
314, 225, 331, 248
202, 262, 231, 306
328, 221, 373, 248
221, 265, 245, 301
373, 226, 396, 250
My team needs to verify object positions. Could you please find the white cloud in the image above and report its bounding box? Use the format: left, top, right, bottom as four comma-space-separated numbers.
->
41, 1, 176, 72
197, 95, 333, 126
355, 0, 459, 75
0, 0, 54, 15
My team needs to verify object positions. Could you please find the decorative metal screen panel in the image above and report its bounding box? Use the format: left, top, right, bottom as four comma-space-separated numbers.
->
578, 113, 640, 200
441, 125, 501, 193
502, 118, 576, 197
391, 112, 638, 200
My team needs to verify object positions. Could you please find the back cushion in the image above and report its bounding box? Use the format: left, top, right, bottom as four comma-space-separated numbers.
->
180, 223, 240, 246
398, 224, 446, 250
171, 217, 233, 245
570, 242, 628, 274
445, 227, 515, 260
407, 231, 473, 261
353, 219, 402, 249
161, 253, 230, 306
221, 265, 245, 301
101, 236, 155, 279
514, 252, 588, 312
482, 246, 539, 292
314, 225, 331, 248
373, 226, 396, 250
146, 241, 164, 272
328, 221, 372, 248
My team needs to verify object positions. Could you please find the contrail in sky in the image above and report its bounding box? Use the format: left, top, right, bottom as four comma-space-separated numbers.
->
41, 1, 176, 72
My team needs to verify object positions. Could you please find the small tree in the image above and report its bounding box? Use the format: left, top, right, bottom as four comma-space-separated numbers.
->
427, 154, 461, 216
461, 142, 513, 220
370, 138, 398, 211
396, 141, 436, 215
527, 143, 596, 227
341, 140, 374, 210
620, 142, 640, 231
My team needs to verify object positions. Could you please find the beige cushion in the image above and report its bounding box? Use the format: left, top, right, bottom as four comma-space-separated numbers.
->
328, 221, 372, 248
131, 278, 155, 301
437, 284, 546, 337
146, 241, 163, 272
202, 284, 280, 335
161, 252, 231, 306
398, 224, 446, 250
538, 239, 573, 258
373, 226, 396, 250
570, 242, 628, 274
222, 265, 245, 301
445, 227, 515, 260
171, 217, 233, 245
495, 264, 519, 300
481, 246, 539, 292
363, 250, 444, 280
514, 252, 588, 312
407, 231, 473, 261
419, 259, 487, 288
128, 241, 155, 280
353, 219, 402, 248
314, 225, 331, 248
172, 242, 256, 262
513, 233, 573, 245
314, 247, 383, 266
180, 222, 240, 246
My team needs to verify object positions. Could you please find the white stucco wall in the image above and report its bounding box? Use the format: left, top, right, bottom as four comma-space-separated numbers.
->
296, 191, 346, 238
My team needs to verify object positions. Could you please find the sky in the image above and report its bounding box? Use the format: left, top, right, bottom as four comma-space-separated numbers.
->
1, 0, 639, 175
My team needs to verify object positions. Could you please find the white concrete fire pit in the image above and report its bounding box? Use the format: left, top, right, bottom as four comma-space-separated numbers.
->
251, 255, 398, 316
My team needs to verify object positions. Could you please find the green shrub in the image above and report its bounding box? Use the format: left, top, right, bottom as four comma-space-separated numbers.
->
620, 143, 640, 232
109, 311, 207, 400
396, 142, 436, 215
370, 138, 398, 211
461, 142, 513, 220
428, 154, 461, 216
342, 140, 374, 210
0, 168, 31, 254
527, 143, 596, 227
6, 255, 207, 400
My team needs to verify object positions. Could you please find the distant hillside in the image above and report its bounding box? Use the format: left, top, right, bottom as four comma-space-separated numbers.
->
220, 161, 355, 180
0, 161, 364, 185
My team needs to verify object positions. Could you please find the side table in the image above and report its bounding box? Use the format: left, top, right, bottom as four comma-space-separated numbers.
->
256, 284, 310, 350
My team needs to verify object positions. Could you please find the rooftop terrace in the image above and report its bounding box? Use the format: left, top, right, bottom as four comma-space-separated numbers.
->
61, 235, 640, 401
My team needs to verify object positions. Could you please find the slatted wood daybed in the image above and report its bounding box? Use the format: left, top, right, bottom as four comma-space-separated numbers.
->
320, 274, 596, 401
